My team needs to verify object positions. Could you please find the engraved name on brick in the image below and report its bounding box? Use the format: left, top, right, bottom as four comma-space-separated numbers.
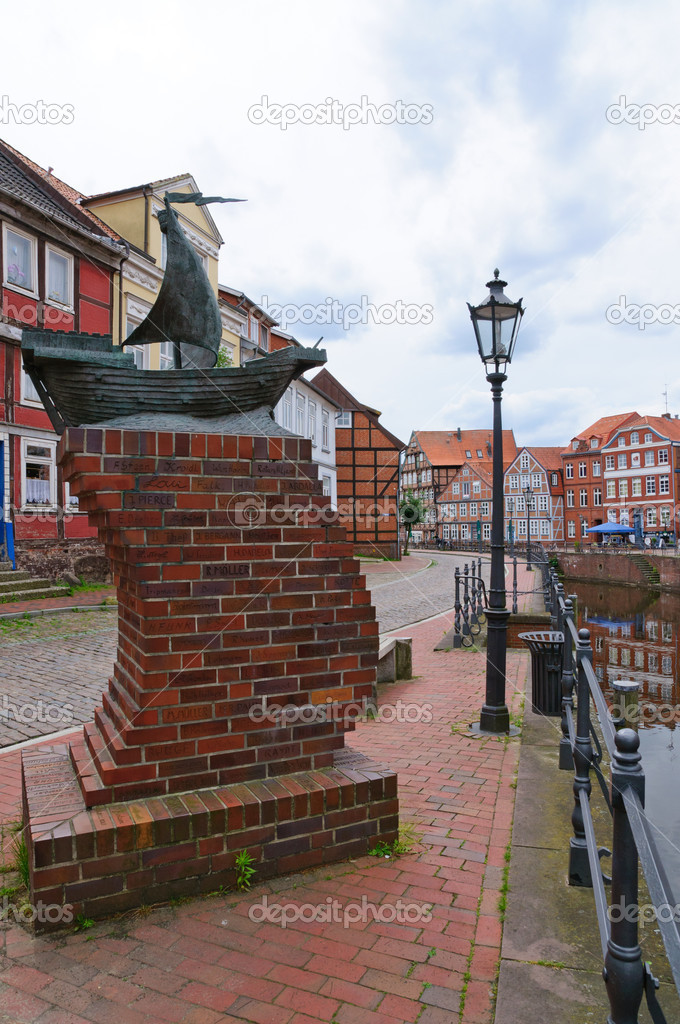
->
203, 564, 251, 578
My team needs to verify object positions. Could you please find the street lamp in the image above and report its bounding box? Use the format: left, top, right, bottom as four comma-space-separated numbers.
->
524, 485, 534, 571
468, 269, 524, 735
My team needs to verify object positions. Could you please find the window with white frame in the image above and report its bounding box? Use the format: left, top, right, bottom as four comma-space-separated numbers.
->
472, 480, 481, 494
620, 510, 629, 525
593, 461, 601, 476
660, 476, 670, 494
605, 455, 615, 470
63, 481, 79, 511
647, 507, 657, 526
567, 520, 575, 538
465, 450, 472, 458
565, 463, 574, 479
580, 488, 588, 505
644, 432, 653, 444
578, 462, 587, 477
658, 449, 669, 464
619, 480, 628, 498
530, 519, 539, 536
646, 477, 656, 495
630, 432, 639, 444
307, 400, 317, 446
476, 449, 483, 458
648, 653, 658, 673
483, 523, 491, 540
648, 621, 658, 641
461, 523, 469, 539
322, 475, 331, 497
469, 502, 477, 517
593, 488, 602, 506
662, 622, 673, 642
159, 341, 174, 369
645, 450, 655, 466
539, 495, 548, 511
460, 503, 468, 518
573, 440, 579, 451
517, 496, 525, 513
532, 473, 541, 489
632, 478, 641, 496
520, 453, 529, 469
23, 440, 56, 507
540, 519, 550, 536
453, 483, 459, 495
46, 246, 73, 308
661, 506, 671, 527
518, 519, 527, 535
662, 655, 672, 675
21, 368, 42, 405
3, 225, 37, 293
566, 490, 574, 507
462, 482, 470, 497
551, 473, 558, 486
282, 387, 292, 430
617, 453, 626, 469
618, 436, 626, 447
481, 501, 489, 516
336, 410, 352, 427
581, 519, 589, 537
322, 410, 330, 450
608, 507, 617, 522
606, 481, 616, 498
509, 474, 519, 489
621, 648, 630, 667
442, 524, 449, 540
450, 502, 457, 518
635, 650, 644, 668
451, 524, 458, 540
296, 392, 305, 435
590, 437, 598, 449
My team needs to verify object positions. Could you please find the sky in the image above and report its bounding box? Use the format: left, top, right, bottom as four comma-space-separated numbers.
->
3, 0, 680, 448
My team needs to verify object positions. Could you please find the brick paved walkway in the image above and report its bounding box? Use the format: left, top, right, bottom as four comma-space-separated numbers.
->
0, 607, 529, 1024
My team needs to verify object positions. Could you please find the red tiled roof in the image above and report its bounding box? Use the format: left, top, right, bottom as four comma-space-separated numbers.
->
562, 412, 639, 454
0, 138, 122, 240
410, 429, 517, 467
613, 414, 680, 443
525, 446, 564, 472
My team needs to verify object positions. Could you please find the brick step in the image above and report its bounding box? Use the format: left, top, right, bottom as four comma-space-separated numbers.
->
0, 566, 70, 602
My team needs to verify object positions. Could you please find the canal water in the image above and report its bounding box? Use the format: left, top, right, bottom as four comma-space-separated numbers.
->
565, 578, 680, 894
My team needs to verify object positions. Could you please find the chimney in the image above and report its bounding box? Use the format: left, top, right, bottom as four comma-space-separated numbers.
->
662, 412, 671, 419
456, 427, 461, 441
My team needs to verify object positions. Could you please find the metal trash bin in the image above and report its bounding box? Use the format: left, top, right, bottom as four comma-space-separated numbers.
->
518, 631, 564, 716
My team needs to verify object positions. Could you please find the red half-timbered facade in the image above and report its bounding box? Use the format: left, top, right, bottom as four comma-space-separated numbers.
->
0, 139, 125, 572
312, 369, 404, 559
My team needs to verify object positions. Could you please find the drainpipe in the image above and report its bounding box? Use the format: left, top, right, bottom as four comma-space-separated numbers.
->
117, 241, 130, 347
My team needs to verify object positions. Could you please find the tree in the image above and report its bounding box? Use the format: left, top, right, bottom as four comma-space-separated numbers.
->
399, 489, 426, 555
215, 345, 233, 367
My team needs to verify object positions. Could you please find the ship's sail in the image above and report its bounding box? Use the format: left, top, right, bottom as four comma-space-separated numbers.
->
122, 195, 233, 369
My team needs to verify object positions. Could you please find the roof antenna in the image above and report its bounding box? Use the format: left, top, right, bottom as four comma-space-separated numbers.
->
663, 385, 669, 414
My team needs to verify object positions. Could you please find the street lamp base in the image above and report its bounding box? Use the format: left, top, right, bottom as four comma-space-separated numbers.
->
469, 721, 521, 738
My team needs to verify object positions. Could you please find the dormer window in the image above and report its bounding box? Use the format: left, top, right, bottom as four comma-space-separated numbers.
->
618, 436, 626, 447
572, 440, 579, 451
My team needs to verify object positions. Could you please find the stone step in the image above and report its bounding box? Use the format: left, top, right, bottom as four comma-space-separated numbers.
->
0, 570, 34, 582
0, 584, 71, 603
0, 576, 68, 596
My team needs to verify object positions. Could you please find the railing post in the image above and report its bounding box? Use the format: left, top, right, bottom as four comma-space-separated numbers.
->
469, 562, 479, 625
559, 598, 575, 770
604, 728, 645, 1023
476, 558, 484, 617
512, 557, 518, 614
569, 627, 595, 886
453, 567, 462, 648
462, 564, 471, 637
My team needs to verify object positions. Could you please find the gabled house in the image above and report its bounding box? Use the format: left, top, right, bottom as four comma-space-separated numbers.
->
438, 461, 493, 545
601, 414, 680, 541
311, 369, 404, 559
504, 447, 565, 545
0, 139, 126, 574
403, 428, 517, 544
562, 412, 639, 544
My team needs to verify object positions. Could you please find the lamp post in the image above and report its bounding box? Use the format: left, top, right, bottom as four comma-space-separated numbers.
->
524, 485, 534, 571
468, 269, 524, 735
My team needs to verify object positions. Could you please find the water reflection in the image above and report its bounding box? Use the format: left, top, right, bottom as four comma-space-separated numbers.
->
565, 579, 680, 888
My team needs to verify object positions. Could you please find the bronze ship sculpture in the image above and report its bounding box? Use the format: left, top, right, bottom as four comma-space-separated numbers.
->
21, 193, 326, 433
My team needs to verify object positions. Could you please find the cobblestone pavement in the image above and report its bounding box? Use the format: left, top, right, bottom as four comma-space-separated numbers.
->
0, 611, 117, 748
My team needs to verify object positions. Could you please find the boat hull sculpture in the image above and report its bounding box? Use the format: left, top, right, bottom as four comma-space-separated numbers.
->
21, 331, 327, 433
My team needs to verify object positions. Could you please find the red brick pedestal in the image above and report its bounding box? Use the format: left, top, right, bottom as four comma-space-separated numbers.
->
22, 425, 398, 928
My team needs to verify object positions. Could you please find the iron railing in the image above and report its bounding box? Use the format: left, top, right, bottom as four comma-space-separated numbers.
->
452, 559, 487, 647
549, 570, 680, 1023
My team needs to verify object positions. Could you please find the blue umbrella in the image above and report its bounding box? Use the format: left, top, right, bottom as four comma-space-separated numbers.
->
587, 523, 635, 534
